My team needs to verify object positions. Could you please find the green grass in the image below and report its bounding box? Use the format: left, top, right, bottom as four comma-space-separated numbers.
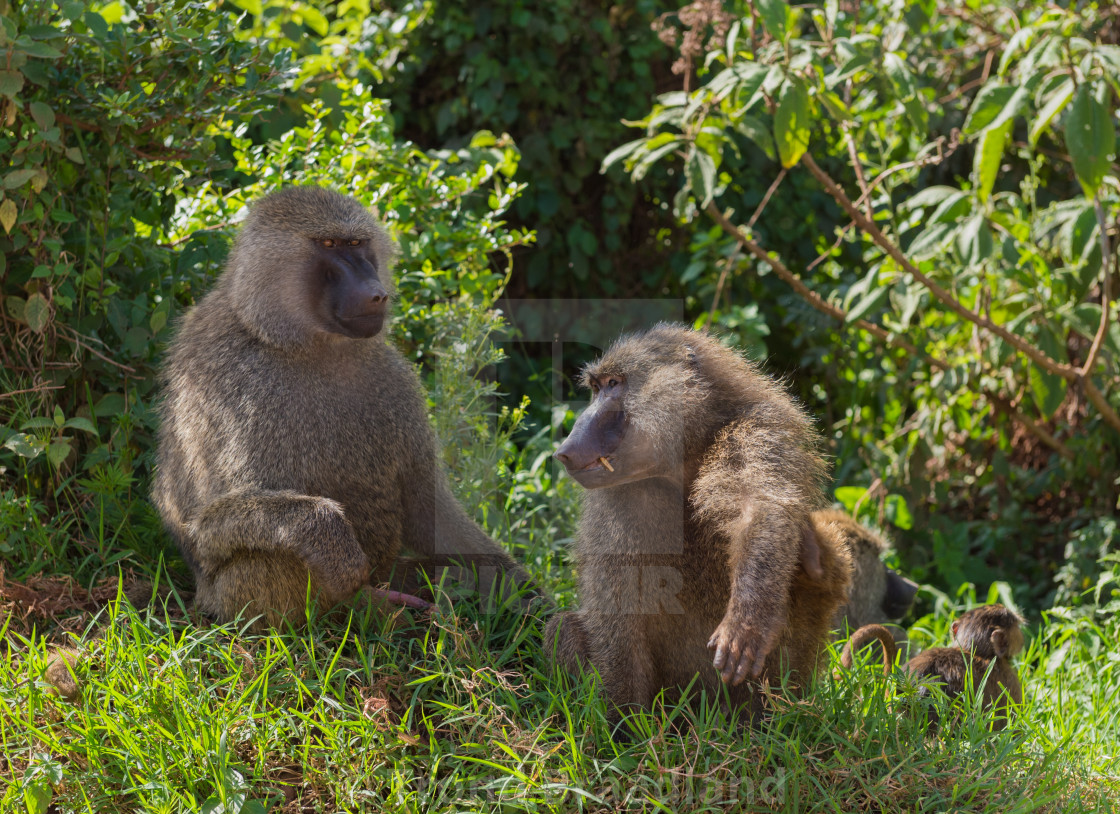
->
3, 571, 1119, 814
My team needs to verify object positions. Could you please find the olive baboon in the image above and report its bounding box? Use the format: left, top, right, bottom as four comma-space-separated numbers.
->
841, 605, 1025, 730
815, 510, 918, 644
544, 325, 852, 719
905, 604, 1024, 730
153, 186, 536, 629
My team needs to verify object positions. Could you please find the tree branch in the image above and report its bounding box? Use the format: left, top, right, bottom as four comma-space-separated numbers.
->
799, 152, 1079, 380
703, 201, 1077, 459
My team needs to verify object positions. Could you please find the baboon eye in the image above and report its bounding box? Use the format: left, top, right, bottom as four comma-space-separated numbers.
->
607, 378, 620, 389
320, 238, 336, 248
348, 239, 362, 247
590, 383, 600, 395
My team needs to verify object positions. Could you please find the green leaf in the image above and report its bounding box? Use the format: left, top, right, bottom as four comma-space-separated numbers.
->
4, 432, 43, 459
1028, 327, 1067, 419
19, 40, 63, 59
47, 440, 71, 468
1029, 77, 1073, 147
1065, 81, 1115, 199
62, 417, 98, 435
902, 185, 962, 211
229, 0, 263, 13
845, 285, 890, 324
774, 80, 810, 169
957, 213, 994, 266
3, 169, 37, 189
733, 114, 775, 161
23, 778, 52, 814
908, 222, 957, 258
53, 405, 64, 427
630, 137, 681, 181
0, 69, 24, 98
884, 494, 913, 530
600, 138, 646, 173
25, 292, 49, 332
756, 0, 787, 41
0, 198, 17, 233
963, 83, 1015, 134
973, 119, 1011, 203
687, 149, 717, 208
834, 486, 868, 513
983, 83, 1030, 133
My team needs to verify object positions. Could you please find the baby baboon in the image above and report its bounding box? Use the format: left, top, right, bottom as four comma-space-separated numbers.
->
815, 510, 918, 645
841, 604, 1025, 730
545, 325, 852, 720
154, 186, 536, 630
905, 604, 1024, 730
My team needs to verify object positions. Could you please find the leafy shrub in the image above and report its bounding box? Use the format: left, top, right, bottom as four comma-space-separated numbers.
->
607, 0, 1120, 605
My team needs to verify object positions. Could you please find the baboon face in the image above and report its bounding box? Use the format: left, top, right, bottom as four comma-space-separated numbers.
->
555, 372, 655, 488
307, 236, 389, 339
555, 333, 702, 488
227, 186, 397, 345
952, 604, 1024, 659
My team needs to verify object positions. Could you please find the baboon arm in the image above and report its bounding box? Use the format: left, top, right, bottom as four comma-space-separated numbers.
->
188, 489, 370, 595
707, 502, 800, 684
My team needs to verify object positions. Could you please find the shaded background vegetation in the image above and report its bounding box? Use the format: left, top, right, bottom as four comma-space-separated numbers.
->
3, 1, 1120, 811
1, 0, 1119, 635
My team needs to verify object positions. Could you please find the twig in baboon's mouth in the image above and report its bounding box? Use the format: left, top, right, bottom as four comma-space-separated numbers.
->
599, 457, 614, 472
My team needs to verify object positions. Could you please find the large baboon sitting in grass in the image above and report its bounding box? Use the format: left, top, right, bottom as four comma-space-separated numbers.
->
153, 186, 538, 629
545, 325, 852, 720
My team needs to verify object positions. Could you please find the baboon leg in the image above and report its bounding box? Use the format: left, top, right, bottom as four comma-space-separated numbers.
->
543, 611, 594, 675
198, 552, 318, 631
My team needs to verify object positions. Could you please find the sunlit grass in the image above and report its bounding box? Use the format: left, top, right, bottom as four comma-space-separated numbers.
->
3, 575, 1118, 813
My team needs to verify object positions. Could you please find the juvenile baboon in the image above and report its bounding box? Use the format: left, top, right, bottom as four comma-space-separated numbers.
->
905, 604, 1024, 730
153, 186, 536, 629
544, 325, 852, 720
815, 510, 918, 645
841, 605, 1025, 730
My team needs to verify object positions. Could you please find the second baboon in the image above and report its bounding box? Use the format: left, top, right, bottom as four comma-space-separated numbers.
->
815, 510, 918, 645
153, 186, 538, 630
841, 605, 1025, 730
545, 325, 852, 720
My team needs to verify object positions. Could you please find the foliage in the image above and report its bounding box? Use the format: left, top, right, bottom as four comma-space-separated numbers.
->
375, 0, 689, 296
606, 0, 1120, 606
0, 1, 566, 589
2, 591, 1118, 812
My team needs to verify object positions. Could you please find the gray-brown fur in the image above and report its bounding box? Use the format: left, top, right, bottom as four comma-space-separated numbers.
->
817, 510, 917, 647
153, 186, 535, 630
545, 325, 852, 720
839, 623, 897, 675
905, 604, 1024, 730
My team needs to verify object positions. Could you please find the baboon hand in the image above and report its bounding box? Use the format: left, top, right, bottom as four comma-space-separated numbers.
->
707, 611, 783, 685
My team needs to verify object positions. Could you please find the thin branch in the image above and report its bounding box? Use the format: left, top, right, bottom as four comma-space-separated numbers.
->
0, 385, 64, 401
799, 152, 1078, 380
1081, 195, 1113, 378
704, 201, 940, 366
843, 123, 872, 221
704, 201, 1077, 459
746, 168, 787, 231
59, 326, 137, 374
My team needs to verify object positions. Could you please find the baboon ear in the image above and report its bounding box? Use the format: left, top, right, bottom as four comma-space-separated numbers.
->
990, 628, 1009, 658
951, 619, 960, 637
